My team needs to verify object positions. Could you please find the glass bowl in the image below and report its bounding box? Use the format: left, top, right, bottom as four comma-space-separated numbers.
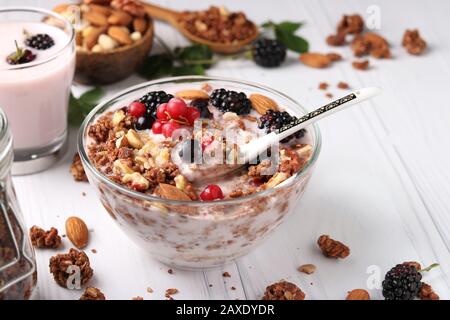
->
78, 76, 321, 269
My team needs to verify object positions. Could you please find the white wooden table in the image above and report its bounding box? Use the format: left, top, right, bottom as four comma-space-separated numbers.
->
8, 0, 450, 300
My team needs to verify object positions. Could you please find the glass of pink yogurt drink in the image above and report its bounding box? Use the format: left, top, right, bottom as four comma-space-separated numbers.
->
0, 7, 75, 175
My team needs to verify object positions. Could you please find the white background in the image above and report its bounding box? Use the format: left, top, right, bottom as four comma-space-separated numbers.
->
6, 0, 450, 299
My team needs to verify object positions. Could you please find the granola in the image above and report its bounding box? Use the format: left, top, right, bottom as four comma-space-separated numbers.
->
418, 282, 439, 300
352, 59, 369, 70
70, 153, 88, 182
80, 287, 106, 300
262, 281, 305, 300
29, 226, 61, 249
402, 29, 427, 55
49, 248, 93, 288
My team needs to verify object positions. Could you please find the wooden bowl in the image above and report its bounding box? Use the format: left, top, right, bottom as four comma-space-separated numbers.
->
75, 17, 154, 85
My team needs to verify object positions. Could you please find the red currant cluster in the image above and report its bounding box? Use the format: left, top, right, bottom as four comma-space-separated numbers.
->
127, 98, 201, 138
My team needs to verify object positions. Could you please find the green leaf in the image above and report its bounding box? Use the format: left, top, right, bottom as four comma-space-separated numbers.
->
172, 64, 205, 76
276, 21, 304, 34
138, 53, 173, 79
68, 87, 104, 127
261, 21, 276, 29
174, 44, 213, 68
79, 87, 104, 105
275, 28, 309, 53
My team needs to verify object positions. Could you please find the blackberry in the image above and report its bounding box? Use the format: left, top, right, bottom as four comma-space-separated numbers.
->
138, 90, 173, 119
258, 110, 305, 143
134, 116, 152, 130
382, 264, 422, 300
6, 46, 36, 65
25, 33, 55, 50
252, 38, 287, 68
191, 99, 212, 118
210, 89, 252, 115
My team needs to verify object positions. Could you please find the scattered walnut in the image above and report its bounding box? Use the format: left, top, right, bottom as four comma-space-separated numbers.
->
402, 29, 427, 55
49, 248, 93, 288
337, 81, 350, 89
325, 93, 333, 99
337, 14, 364, 35
222, 272, 231, 277
317, 234, 350, 259
326, 33, 346, 46
80, 287, 106, 300
70, 153, 88, 182
165, 288, 179, 299
352, 59, 369, 70
262, 281, 305, 300
352, 33, 391, 59
298, 264, 316, 274
318, 82, 329, 90
132, 296, 144, 300
418, 282, 439, 300
346, 289, 370, 300
29, 226, 61, 249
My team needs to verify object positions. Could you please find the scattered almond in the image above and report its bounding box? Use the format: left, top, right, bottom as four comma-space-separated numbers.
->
299, 53, 332, 68
108, 26, 133, 45
133, 18, 147, 34
346, 289, 370, 300
65, 216, 89, 249
108, 10, 132, 26
175, 89, 209, 100
249, 93, 279, 115
84, 10, 108, 27
298, 264, 316, 274
157, 183, 191, 201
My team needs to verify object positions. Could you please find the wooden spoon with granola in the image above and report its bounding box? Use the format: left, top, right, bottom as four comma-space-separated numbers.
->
143, 2, 259, 54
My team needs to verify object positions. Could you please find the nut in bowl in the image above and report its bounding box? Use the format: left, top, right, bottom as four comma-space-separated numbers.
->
54, 0, 154, 84
78, 76, 321, 269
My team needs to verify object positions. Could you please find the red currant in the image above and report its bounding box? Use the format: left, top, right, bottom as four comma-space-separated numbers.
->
167, 98, 188, 120
186, 107, 200, 125
156, 103, 169, 121
200, 185, 224, 201
152, 120, 164, 134
162, 121, 181, 138
128, 101, 146, 118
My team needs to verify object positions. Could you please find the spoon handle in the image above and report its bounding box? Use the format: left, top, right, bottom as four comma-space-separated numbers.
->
144, 2, 180, 24
241, 87, 381, 161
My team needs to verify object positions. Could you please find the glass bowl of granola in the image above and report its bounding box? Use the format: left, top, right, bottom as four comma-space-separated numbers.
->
78, 76, 321, 269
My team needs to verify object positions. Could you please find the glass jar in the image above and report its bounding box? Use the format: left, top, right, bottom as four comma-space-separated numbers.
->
0, 107, 37, 299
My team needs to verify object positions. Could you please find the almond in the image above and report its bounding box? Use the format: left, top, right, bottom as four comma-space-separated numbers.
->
108, 26, 133, 45
84, 10, 108, 27
133, 18, 147, 34
108, 10, 132, 26
65, 216, 89, 249
89, 4, 112, 17
346, 289, 370, 300
157, 183, 191, 201
83, 26, 107, 50
249, 93, 279, 115
175, 89, 209, 100
297, 264, 316, 274
299, 53, 332, 68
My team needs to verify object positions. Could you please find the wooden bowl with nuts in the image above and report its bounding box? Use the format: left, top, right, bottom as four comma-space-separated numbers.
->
54, 0, 154, 84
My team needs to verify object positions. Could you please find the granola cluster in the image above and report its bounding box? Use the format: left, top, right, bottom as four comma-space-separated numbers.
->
262, 281, 305, 300
49, 248, 93, 288
178, 6, 256, 44
70, 153, 88, 182
29, 226, 61, 249
402, 29, 427, 55
80, 287, 106, 300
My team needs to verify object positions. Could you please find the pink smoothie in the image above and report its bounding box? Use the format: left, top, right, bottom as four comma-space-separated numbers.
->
0, 21, 75, 150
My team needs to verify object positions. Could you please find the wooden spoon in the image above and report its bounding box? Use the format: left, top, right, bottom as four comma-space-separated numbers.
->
143, 2, 259, 54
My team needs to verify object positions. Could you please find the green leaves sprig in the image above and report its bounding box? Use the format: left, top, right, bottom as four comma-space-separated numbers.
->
68, 87, 105, 126
261, 20, 309, 53
138, 44, 214, 80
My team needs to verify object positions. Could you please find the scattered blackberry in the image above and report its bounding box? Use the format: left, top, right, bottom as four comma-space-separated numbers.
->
25, 33, 55, 50
258, 110, 305, 143
6, 43, 36, 65
252, 38, 287, 68
191, 99, 212, 118
210, 89, 252, 115
137, 90, 173, 121
382, 264, 422, 300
